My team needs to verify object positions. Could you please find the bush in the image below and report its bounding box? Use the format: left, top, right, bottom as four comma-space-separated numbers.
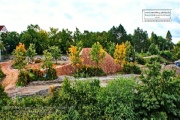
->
97, 77, 136, 119
136, 56, 146, 65
160, 50, 173, 60
124, 62, 141, 74
16, 70, 30, 86
0, 85, 10, 109
17, 68, 57, 86
0, 65, 5, 81
135, 62, 180, 119
73, 65, 106, 78
148, 43, 159, 55
34, 58, 42, 63
29, 68, 57, 81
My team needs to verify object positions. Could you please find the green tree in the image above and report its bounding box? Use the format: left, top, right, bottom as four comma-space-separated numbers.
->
48, 27, 61, 47
105, 41, 115, 57
41, 50, 53, 70
90, 42, 105, 67
135, 62, 180, 119
133, 27, 149, 53
150, 32, 158, 45
125, 41, 134, 62
173, 41, 180, 60
1, 31, 20, 54
49, 46, 62, 64
59, 29, 73, 54
20, 24, 49, 54
109, 24, 127, 44
166, 30, 174, 50
26, 43, 37, 63
148, 43, 159, 55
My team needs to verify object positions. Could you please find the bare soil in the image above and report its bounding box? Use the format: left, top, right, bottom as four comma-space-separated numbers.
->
0, 60, 19, 91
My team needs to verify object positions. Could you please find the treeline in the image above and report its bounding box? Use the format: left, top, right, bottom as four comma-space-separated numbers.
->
0, 24, 177, 55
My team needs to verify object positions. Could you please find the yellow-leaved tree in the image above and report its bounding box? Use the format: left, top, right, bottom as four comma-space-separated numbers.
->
13, 43, 27, 69
68, 45, 83, 72
114, 43, 126, 67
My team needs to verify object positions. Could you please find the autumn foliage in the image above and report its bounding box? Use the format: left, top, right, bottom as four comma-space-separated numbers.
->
68, 45, 83, 71
13, 43, 27, 69
114, 43, 126, 67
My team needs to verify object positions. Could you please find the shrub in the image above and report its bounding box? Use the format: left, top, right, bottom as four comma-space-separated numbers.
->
73, 65, 106, 78
124, 62, 141, 74
0, 85, 10, 109
135, 62, 180, 119
160, 50, 173, 60
16, 70, 30, 86
0, 65, 5, 81
97, 77, 136, 119
136, 56, 146, 65
17, 68, 57, 86
30, 68, 57, 81
34, 58, 42, 63
148, 43, 159, 55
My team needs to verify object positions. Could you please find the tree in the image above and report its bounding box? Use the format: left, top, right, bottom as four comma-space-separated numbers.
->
135, 62, 180, 119
148, 43, 159, 55
173, 41, 180, 60
1, 31, 20, 54
68, 45, 83, 72
49, 46, 62, 64
150, 32, 158, 45
41, 50, 57, 79
106, 41, 115, 57
158, 36, 168, 51
20, 24, 49, 54
125, 41, 134, 62
26, 43, 37, 63
73, 27, 82, 46
109, 24, 127, 44
12, 43, 27, 69
59, 29, 73, 54
114, 43, 126, 67
166, 30, 172, 41
90, 42, 105, 67
41, 50, 53, 70
166, 30, 174, 50
48, 27, 61, 47
133, 27, 149, 53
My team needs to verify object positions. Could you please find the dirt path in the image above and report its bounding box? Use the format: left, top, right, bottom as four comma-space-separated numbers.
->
143, 55, 158, 59
0, 60, 19, 91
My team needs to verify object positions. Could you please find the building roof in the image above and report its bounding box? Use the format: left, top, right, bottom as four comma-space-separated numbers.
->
0, 25, 8, 33
0, 26, 4, 31
80, 48, 121, 74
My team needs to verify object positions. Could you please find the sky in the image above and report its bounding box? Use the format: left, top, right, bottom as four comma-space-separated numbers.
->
1, 0, 180, 43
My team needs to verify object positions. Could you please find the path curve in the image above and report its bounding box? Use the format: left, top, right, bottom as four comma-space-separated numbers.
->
0, 60, 19, 91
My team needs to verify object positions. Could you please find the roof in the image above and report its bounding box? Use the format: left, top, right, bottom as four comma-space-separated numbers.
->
80, 48, 121, 74
0, 25, 5, 31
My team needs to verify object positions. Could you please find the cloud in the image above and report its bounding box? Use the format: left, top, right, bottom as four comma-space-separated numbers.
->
0, 0, 179, 43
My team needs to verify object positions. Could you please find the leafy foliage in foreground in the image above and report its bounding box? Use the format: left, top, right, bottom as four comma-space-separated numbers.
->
0, 65, 5, 81
1, 62, 180, 119
135, 62, 180, 119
